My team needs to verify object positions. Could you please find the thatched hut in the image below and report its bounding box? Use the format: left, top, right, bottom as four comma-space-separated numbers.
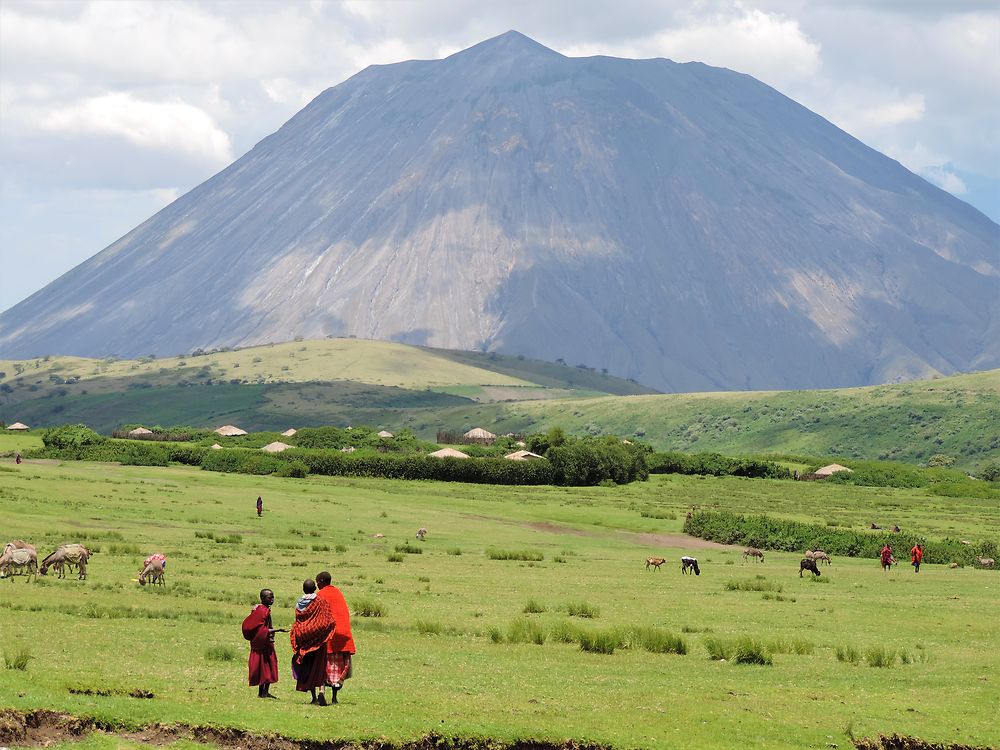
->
377, 430, 394, 438
281, 428, 297, 437
214, 425, 248, 436
428, 448, 470, 459
210, 443, 223, 450
6, 422, 29, 431
127, 427, 154, 437
463, 427, 496, 445
814, 463, 853, 477
261, 441, 292, 453
504, 450, 544, 461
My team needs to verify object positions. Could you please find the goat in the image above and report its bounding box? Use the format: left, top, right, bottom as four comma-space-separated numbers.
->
799, 558, 821, 577
743, 548, 765, 563
415, 528, 428, 541
645, 557, 665, 571
680, 556, 700, 575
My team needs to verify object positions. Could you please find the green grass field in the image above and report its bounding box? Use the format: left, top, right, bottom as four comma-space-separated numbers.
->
1, 458, 998, 749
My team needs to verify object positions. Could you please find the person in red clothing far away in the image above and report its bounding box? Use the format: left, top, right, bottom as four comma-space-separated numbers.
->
880, 544, 894, 571
256, 495, 263, 517
911, 544, 924, 573
315, 570, 356, 704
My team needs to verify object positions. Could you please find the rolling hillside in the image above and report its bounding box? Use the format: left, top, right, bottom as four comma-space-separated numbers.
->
1, 338, 996, 469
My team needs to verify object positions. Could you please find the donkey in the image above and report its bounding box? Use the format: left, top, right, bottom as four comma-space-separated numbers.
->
139, 559, 165, 586
743, 548, 765, 563
799, 558, 821, 577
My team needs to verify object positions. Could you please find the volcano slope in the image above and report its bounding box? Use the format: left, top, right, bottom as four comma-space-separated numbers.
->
1, 31, 997, 392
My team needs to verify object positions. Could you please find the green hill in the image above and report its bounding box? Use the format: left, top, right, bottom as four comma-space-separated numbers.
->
1, 339, 997, 470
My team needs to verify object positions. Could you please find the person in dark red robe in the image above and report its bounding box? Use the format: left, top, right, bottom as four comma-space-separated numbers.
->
290, 579, 336, 705
316, 571, 357, 704
243, 589, 280, 698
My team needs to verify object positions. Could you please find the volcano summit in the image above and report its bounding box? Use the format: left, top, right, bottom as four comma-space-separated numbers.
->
2, 31, 997, 391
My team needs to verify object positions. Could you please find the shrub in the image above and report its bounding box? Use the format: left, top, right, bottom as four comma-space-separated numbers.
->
487, 549, 544, 562
447, 548, 462, 556
978, 462, 1000, 482
395, 543, 423, 555
3, 647, 33, 670
685, 510, 992, 566
507, 617, 547, 645
725, 578, 782, 593
578, 629, 619, 654
546, 436, 649, 486
732, 638, 772, 665
550, 621, 584, 644
522, 599, 547, 614
704, 636, 733, 661
387, 553, 403, 563
566, 602, 600, 618
836, 645, 861, 664
648, 451, 790, 479
627, 626, 687, 655
204, 644, 238, 662
275, 460, 309, 478
415, 620, 442, 635
42, 424, 104, 450
864, 646, 896, 668
214, 534, 242, 544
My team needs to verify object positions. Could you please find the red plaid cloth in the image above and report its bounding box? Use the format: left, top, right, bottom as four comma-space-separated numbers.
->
291, 598, 335, 661
326, 653, 352, 685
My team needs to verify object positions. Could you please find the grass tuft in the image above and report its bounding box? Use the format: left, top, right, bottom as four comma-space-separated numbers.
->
204, 644, 238, 662
352, 598, 386, 617
566, 602, 600, 618
522, 599, 547, 614
864, 645, 896, 668
486, 548, 544, 561
578, 629, 619, 655
3, 647, 33, 671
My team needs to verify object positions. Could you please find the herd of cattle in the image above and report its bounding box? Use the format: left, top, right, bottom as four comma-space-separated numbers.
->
0, 540, 169, 584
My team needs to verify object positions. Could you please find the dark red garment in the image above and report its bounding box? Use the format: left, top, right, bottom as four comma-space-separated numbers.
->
291, 598, 335, 691
880, 546, 893, 565
911, 546, 923, 564
243, 604, 278, 686
316, 585, 356, 655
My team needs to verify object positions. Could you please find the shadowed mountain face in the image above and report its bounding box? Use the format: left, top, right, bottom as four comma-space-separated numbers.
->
2, 31, 998, 391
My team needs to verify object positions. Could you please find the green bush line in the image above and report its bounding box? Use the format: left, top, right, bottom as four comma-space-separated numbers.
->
648, 451, 790, 479
683, 510, 998, 566
33, 424, 650, 487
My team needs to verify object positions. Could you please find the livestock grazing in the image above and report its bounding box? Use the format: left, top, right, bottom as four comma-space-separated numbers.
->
139, 559, 165, 586
415, 528, 428, 541
892, 526, 901, 533
871, 523, 881, 530
645, 557, 666, 571
0, 546, 37, 581
40, 543, 92, 580
681, 556, 700, 575
977, 558, 996, 569
799, 558, 821, 577
805, 550, 832, 565
372, 533, 386, 540
743, 548, 765, 563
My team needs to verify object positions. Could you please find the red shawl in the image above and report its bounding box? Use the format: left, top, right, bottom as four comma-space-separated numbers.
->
290, 597, 335, 661
242, 604, 272, 652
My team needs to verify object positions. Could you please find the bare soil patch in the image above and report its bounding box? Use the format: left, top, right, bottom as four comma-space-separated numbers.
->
0, 708, 614, 750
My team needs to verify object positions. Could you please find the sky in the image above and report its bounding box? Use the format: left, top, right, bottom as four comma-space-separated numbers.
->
1, 0, 998, 312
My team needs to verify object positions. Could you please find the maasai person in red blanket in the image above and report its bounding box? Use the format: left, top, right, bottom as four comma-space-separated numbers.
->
316, 571, 356, 704
290, 579, 336, 705
242, 589, 282, 698
880, 544, 894, 571
910, 544, 923, 573
256, 495, 263, 517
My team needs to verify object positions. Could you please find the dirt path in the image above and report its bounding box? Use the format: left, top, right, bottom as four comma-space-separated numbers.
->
466, 515, 738, 551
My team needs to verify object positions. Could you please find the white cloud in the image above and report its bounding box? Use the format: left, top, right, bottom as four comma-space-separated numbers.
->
563, 7, 821, 89
39, 93, 233, 164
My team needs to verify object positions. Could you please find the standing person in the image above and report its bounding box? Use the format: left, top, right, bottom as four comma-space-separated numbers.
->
880, 544, 893, 572
911, 544, 923, 573
15, 452, 22, 465
256, 495, 263, 518
316, 571, 356, 704
242, 589, 282, 699
290, 579, 336, 705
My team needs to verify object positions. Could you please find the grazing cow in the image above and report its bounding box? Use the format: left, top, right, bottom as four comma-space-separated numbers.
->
681, 556, 700, 575
743, 548, 765, 563
415, 528, 428, 541
799, 558, 821, 577
977, 558, 995, 569
645, 557, 666, 571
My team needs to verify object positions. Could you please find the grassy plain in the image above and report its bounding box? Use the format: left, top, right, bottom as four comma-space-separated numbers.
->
1, 458, 998, 749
